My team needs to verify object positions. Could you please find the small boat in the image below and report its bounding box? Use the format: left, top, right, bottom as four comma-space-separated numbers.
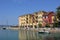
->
38, 30, 50, 34
2, 27, 6, 30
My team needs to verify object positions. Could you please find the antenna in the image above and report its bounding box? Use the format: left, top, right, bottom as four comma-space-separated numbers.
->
6, 17, 8, 27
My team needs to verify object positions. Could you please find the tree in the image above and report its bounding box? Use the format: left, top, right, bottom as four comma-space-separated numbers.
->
56, 6, 60, 27
53, 15, 58, 27
53, 22, 58, 27
38, 23, 42, 28
45, 24, 50, 28
56, 6, 60, 20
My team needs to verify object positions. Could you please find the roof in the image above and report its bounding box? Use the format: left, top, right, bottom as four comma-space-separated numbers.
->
48, 11, 55, 16
19, 13, 32, 17
18, 11, 55, 17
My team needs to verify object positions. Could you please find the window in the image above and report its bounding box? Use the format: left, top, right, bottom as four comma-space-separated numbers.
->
35, 25, 37, 28
26, 18, 28, 20
46, 16, 48, 18
33, 21, 34, 23
36, 20, 38, 22
26, 21, 28, 23
36, 16, 38, 19
33, 17, 34, 19
43, 17, 45, 19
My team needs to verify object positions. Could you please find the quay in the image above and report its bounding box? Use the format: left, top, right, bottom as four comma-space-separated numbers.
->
0, 27, 60, 33
19, 28, 60, 33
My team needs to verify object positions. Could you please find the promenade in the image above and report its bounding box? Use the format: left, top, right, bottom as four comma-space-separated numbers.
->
1, 27, 60, 33
20, 28, 60, 33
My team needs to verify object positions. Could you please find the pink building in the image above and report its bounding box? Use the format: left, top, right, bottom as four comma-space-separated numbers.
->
42, 12, 55, 27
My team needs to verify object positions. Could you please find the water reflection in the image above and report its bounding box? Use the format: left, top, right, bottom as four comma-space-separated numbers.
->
19, 30, 35, 40
19, 30, 49, 40
19, 30, 60, 40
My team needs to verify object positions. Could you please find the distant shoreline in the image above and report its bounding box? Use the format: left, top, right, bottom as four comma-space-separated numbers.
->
1, 27, 60, 33
19, 28, 60, 33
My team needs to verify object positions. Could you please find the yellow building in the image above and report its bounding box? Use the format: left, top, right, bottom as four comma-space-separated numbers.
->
18, 11, 47, 29
32, 12, 38, 28
18, 15, 26, 28
37, 11, 46, 24
32, 11, 46, 28
18, 14, 33, 28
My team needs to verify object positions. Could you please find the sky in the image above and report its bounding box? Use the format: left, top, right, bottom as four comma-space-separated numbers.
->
0, 0, 60, 25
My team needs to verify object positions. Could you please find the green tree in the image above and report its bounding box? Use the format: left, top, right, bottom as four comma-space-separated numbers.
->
56, 6, 60, 27
45, 24, 50, 28
53, 22, 58, 27
53, 15, 58, 27
38, 23, 42, 28
56, 6, 60, 20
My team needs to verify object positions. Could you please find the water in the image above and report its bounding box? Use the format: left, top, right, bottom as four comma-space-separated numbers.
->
0, 30, 60, 40
19, 30, 60, 40
0, 30, 18, 40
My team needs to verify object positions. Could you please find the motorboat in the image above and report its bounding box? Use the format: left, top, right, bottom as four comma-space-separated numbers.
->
2, 27, 6, 30
38, 30, 50, 34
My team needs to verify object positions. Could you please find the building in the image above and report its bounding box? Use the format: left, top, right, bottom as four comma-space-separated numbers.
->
18, 15, 26, 28
33, 11, 47, 28
18, 14, 33, 28
18, 11, 55, 29
42, 12, 55, 27
42, 12, 49, 27
48, 12, 55, 27
31, 11, 46, 28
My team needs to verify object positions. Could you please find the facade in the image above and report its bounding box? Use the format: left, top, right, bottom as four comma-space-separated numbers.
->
32, 11, 45, 28
18, 11, 55, 29
42, 12, 49, 27
18, 14, 33, 28
18, 15, 26, 28
48, 12, 55, 27
42, 12, 55, 27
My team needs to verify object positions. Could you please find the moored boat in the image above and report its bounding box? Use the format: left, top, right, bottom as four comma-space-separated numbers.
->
2, 27, 6, 30
38, 30, 50, 34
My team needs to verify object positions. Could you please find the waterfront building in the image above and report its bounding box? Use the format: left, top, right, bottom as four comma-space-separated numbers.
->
42, 12, 55, 27
33, 11, 47, 28
18, 14, 33, 28
18, 15, 26, 28
18, 11, 55, 29
42, 11, 48, 27
48, 12, 55, 27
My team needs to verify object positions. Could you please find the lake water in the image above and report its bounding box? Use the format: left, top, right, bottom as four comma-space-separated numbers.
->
0, 30, 60, 40
0, 30, 18, 40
